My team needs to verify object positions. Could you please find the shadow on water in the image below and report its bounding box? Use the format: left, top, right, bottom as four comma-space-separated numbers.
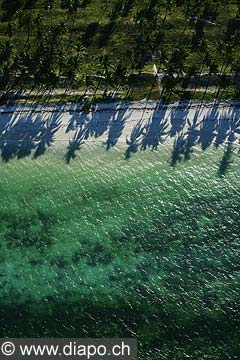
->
0, 295, 239, 358
65, 124, 87, 164
125, 118, 145, 159
218, 142, 234, 177
170, 133, 186, 166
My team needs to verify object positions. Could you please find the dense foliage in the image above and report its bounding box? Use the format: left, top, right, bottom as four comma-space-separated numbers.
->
0, 0, 240, 101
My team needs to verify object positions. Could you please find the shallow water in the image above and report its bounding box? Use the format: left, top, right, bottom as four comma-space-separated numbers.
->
0, 143, 240, 359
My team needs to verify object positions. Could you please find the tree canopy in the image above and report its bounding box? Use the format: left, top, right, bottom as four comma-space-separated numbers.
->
0, 0, 239, 102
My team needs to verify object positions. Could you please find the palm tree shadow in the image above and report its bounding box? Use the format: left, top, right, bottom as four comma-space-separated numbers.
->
84, 104, 113, 139
214, 117, 231, 149
183, 107, 203, 161
0, 110, 40, 162
217, 109, 240, 176
141, 107, 169, 151
105, 108, 130, 150
0, 105, 63, 162
171, 132, 187, 167
169, 101, 189, 138
124, 103, 170, 160
125, 119, 145, 159
65, 108, 87, 133
33, 111, 62, 159
198, 104, 220, 151
65, 104, 130, 162
170, 104, 203, 165
1, 102, 240, 174
228, 113, 240, 143
65, 125, 87, 164
0, 106, 17, 155
218, 142, 234, 177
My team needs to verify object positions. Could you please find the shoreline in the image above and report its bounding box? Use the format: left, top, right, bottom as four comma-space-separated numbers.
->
0, 100, 240, 165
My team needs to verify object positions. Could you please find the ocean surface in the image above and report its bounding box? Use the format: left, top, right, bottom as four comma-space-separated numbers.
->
0, 140, 239, 359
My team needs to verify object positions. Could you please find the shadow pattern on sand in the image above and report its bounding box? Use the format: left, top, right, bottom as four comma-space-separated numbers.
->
124, 102, 240, 176
0, 105, 62, 162
1, 101, 240, 176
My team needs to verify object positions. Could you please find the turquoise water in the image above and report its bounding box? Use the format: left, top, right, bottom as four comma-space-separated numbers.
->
0, 143, 239, 359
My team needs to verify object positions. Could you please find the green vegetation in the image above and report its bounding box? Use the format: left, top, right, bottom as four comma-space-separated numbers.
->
0, 0, 240, 102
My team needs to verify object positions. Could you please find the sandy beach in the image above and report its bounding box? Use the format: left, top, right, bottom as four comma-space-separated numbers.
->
0, 101, 240, 163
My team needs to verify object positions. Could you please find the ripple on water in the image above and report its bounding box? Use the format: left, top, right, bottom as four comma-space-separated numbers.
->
0, 143, 239, 359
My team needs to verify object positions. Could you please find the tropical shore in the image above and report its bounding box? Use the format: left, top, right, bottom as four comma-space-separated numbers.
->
0, 100, 240, 163
0, 100, 240, 359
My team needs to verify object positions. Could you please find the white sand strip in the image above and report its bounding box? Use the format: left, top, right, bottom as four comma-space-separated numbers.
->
0, 101, 240, 159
